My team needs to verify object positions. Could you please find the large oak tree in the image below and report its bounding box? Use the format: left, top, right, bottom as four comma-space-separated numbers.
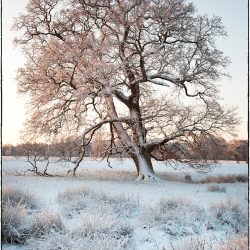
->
14, 0, 239, 180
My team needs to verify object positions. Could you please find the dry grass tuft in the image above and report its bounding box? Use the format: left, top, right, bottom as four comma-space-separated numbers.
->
2, 185, 39, 210
201, 175, 248, 184
217, 235, 248, 250
30, 211, 65, 237
2, 202, 30, 243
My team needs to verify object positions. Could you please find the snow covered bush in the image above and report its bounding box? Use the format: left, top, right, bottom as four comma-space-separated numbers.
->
207, 185, 226, 193
209, 199, 248, 233
29, 211, 65, 237
142, 198, 206, 236
2, 185, 38, 210
2, 201, 30, 243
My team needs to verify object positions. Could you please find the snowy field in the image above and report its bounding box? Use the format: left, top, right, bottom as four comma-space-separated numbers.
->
2, 157, 249, 250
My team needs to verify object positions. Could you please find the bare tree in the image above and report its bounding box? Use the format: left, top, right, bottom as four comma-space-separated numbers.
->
21, 143, 52, 176
14, 0, 239, 180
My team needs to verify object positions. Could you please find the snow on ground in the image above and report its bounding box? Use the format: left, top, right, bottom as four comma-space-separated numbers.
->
2, 157, 248, 250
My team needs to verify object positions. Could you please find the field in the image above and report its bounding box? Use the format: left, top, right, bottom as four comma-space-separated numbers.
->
2, 157, 249, 250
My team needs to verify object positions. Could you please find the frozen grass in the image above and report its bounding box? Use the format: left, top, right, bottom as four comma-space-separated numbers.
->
142, 198, 206, 236
57, 187, 92, 217
93, 192, 139, 218
169, 236, 207, 250
207, 185, 226, 193
26, 206, 134, 250
2, 186, 40, 244
217, 235, 248, 250
156, 173, 248, 184
2, 159, 248, 250
2, 185, 65, 245
2, 185, 39, 210
2, 202, 30, 244
57, 186, 91, 202
208, 199, 248, 233
26, 231, 131, 250
201, 175, 248, 184
29, 211, 65, 237
74, 212, 134, 238
57, 187, 139, 218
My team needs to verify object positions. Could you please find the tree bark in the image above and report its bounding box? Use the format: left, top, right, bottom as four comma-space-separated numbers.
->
132, 151, 159, 181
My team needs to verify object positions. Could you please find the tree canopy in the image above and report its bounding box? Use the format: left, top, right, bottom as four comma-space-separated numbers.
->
14, 0, 239, 180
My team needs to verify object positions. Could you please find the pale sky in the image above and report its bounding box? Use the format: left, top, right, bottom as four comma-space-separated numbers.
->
2, 0, 248, 145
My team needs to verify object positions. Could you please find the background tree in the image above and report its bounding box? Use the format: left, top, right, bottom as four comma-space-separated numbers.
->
226, 140, 248, 163
14, 0, 239, 180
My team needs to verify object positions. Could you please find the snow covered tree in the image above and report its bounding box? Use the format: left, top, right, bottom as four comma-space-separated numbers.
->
14, 0, 239, 180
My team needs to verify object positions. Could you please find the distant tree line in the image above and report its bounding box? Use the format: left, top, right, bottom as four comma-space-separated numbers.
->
2, 138, 248, 163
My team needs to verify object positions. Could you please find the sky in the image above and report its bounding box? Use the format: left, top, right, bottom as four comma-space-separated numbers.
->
2, 0, 249, 145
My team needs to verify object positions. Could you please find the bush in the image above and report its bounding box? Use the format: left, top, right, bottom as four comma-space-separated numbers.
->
142, 198, 205, 236
184, 174, 192, 183
2, 202, 30, 243
207, 185, 226, 193
209, 199, 248, 233
2, 185, 38, 210
29, 211, 65, 237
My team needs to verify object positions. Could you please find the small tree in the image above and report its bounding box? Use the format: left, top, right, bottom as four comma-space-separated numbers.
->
14, 0, 239, 180
21, 142, 52, 176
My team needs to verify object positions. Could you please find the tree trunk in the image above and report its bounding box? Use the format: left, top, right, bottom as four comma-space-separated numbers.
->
132, 152, 159, 181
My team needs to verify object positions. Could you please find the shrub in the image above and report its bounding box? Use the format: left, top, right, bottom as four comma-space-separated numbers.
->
209, 199, 248, 233
207, 185, 226, 193
29, 211, 65, 237
235, 175, 248, 183
184, 174, 192, 183
142, 198, 205, 236
2, 185, 38, 210
2, 202, 30, 243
